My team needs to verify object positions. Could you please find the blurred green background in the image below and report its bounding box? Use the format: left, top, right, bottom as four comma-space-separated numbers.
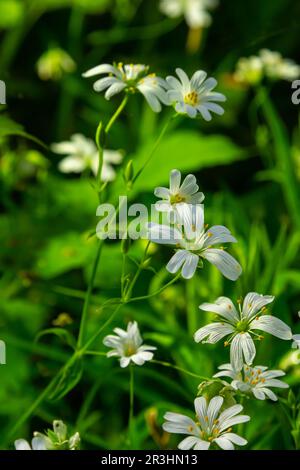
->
0, 0, 300, 450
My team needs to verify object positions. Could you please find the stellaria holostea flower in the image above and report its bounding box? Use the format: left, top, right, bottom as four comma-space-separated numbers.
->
154, 169, 205, 219
103, 321, 156, 368
15, 420, 80, 451
195, 292, 292, 371
163, 395, 249, 450
51, 134, 122, 181
148, 204, 241, 280
36, 48, 76, 81
166, 68, 226, 120
83, 62, 169, 112
214, 363, 288, 401
159, 0, 218, 29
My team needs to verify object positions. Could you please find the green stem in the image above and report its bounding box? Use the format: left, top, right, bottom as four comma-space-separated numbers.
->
123, 241, 151, 302
95, 95, 129, 195
77, 241, 103, 348
128, 272, 181, 303
151, 359, 210, 381
80, 303, 123, 353
128, 366, 134, 446
256, 86, 300, 229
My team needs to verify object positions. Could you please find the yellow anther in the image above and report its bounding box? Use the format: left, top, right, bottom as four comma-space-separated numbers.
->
255, 316, 260, 320
261, 306, 267, 312
237, 297, 242, 304
224, 341, 230, 347
257, 369, 262, 374
207, 232, 212, 237
205, 416, 209, 422
228, 304, 232, 310
188, 425, 194, 432
261, 378, 265, 383
214, 419, 219, 425
248, 303, 252, 308
184, 90, 199, 106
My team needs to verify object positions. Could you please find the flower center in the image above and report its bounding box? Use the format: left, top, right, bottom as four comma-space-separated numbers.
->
124, 343, 136, 357
236, 320, 249, 332
184, 91, 199, 106
170, 194, 186, 204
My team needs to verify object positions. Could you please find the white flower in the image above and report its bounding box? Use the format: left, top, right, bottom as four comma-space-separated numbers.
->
166, 68, 226, 120
154, 169, 205, 218
103, 321, 156, 368
292, 334, 300, 349
234, 56, 264, 85
163, 395, 249, 450
15, 437, 47, 450
195, 292, 292, 371
51, 134, 122, 181
214, 363, 288, 401
159, 0, 218, 29
83, 63, 169, 112
148, 204, 241, 280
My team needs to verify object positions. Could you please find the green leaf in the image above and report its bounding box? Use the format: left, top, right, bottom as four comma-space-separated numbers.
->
0, 0, 24, 29
36, 328, 76, 350
35, 232, 95, 279
0, 115, 47, 148
132, 131, 247, 193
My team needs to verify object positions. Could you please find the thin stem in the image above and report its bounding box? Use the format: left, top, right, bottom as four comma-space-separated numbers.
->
123, 241, 151, 302
151, 359, 210, 381
80, 303, 123, 353
128, 272, 181, 303
84, 350, 107, 357
77, 241, 103, 348
105, 95, 128, 134
128, 366, 134, 446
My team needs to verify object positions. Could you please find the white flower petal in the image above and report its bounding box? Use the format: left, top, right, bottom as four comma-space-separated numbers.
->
194, 322, 234, 344
202, 248, 242, 281
169, 169, 181, 194
250, 315, 292, 340
214, 437, 234, 450
104, 82, 126, 99
166, 250, 190, 274
82, 63, 119, 78
224, 433, 247, 446
199, 296, 239, 323
181, 252, 199, 279
58, 156, 86, 173
147, 223, 182, 245
14, 439, 31, 450
242, 293, 274, 320
178, 436, 201, 450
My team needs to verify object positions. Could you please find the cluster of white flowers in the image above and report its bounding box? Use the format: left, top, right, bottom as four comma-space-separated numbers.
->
83, 63, 226, 121
159, 0, 219, 29
148, 169, 242, 280
234, 48, 300, 85
15, 420, 80, 451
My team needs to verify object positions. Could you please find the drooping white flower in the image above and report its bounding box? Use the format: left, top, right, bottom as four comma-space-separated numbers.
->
103, 321, 156, 368
214, 363, 289, 401
292, 334, 300, 350
51, 134, 122, 181
195, 293, 292, 371
148, 204, 241, 280
154, 169, 204, 218
15, 420, 80, 451
83, 63, 169, 112
15, 437, 47, 450
36, 48, 76, 81
163, 395, 249, 450
166, 68, 226, 120
159, 0, 218, 29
